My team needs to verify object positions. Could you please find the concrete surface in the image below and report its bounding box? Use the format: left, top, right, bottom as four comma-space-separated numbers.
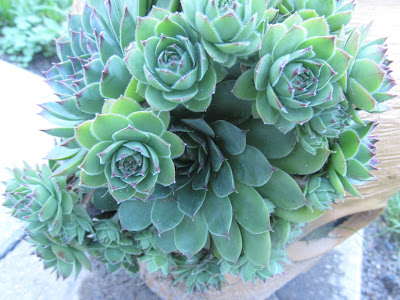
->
0, 240, 87, 300
274, 232, 363, 300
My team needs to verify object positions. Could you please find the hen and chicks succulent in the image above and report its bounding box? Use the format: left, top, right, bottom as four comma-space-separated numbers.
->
3, 0, 396, 293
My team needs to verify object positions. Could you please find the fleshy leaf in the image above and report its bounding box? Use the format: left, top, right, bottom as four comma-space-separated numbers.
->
212, 220, 242, 263
229, 181, 270, 234
177, 184, 206, 218
174, 213, 208, 258
257, 169, 307, 210
151, 198, 184, 233
154, 230, 177, 253
240, 227, 271, 267
210, 161, 236, 197
119, 200, 153, 231
232, 69, 257, 100
270, 143, 331, 175
211, 120, 246, 156
241, 119, 296, 159
100, 55, 131, 99
274, 206, 325, 223
201, 190, 232, 237
229, 145, 274, 187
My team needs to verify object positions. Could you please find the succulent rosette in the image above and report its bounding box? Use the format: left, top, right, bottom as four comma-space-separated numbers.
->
294, 106, 350, 154
278, 0, 356, 32
41, 0, 149, 129
93, 219, 121, 247
40, 0, 156, 178
76, 96, 184, 202
233, 14, 352, 152
89, 220, 141, 273
342, 25, 396, 114
181, 0, 266, 67
304, 176, 338, 211
171, 115, 274, 202
59, 204, 93, 244
328, 121, 378, 198
3, 164, 81, 237
125, 7, 218, 112
29, 231, 92, 279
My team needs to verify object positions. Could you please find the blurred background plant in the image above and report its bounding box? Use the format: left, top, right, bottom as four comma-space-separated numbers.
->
381, 191, 400, 270
0, 0, 72, 68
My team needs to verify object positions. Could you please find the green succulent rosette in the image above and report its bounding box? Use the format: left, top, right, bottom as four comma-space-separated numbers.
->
3, 164, 82, 237
293, 106, 350, 154
342, 25, 396, 114
58, 204, 93, 244
89, 221, 141, 273
29, 231, 92, 279
40, 0, 155, 178
278, 0, 355, 32
125, 7, 218, 112
41, 0, 151, 129
76, 96, 184, 202
181, 0, 266, 67
93, 219, 121, 247
233, 14, 352, 152
303, 176, 338, 211
171, 116, 274, 203
328, 121, 378, 198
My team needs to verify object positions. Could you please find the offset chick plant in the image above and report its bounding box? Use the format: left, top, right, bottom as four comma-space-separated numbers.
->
2, 0, 396, 293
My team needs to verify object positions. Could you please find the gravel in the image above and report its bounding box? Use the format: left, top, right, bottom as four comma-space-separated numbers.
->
362, 217, 400, 300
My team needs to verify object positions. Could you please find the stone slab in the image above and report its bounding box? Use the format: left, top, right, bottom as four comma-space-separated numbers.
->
0, 59, 55, 256
0, 59, 55, 186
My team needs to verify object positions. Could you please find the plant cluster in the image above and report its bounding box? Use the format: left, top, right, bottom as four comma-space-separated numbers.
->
3, 0, 396, 293
0, 0, 72, 67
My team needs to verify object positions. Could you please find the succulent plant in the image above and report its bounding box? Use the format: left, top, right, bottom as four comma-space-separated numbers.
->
181, 0, 266, 67
93, 219, 121, 247
41, 0, 146, 128
29, 231, 92, 279
89, 220, 141, 273
278, 0, 356, 32
125, 7, 219, 112
3, 164, 81, 236
328, 121, 378, 198
342, 25, 396, 113
304, 176, 338, 211
2, 0, 397, 295
76, 96, 184, 202
171, 113, 274, 205
233, 14, 352, 153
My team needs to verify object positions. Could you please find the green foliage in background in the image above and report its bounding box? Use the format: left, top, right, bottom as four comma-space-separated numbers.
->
384, 192, 400, 239
0, 0, 72, 67
382, 191, 400, 270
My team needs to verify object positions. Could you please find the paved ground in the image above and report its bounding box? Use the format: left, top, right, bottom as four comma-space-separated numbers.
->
0, 59, 364, 300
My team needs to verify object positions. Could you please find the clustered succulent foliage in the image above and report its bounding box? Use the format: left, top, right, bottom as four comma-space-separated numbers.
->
3, 0, 396, 293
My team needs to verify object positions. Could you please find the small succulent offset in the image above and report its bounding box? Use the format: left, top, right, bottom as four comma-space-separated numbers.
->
2, 0, 396, 293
